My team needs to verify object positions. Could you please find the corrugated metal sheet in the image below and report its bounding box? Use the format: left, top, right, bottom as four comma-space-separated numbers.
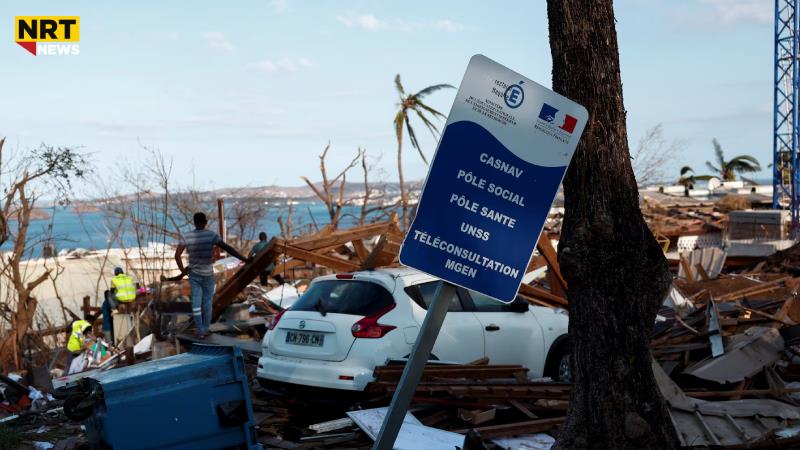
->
683, 327, 784, 385
655, 361, 800, 447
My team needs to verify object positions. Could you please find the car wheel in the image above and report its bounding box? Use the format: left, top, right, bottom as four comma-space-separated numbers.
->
544, 340, 571, 382
556, 352, 572, 383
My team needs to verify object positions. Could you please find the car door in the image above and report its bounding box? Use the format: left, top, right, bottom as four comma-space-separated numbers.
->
464, 289, 546, 371
405, 281, 485, 363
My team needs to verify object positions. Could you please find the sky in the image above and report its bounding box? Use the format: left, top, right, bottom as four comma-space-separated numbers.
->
0, 0, 775, 194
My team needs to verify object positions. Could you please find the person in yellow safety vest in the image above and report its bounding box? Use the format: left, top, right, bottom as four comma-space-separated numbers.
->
66, 316, 94, 373
101, 267, 138, 344
111, 267, 137, 302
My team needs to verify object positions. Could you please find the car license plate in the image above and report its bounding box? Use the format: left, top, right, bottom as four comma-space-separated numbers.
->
285, 331, 325, 347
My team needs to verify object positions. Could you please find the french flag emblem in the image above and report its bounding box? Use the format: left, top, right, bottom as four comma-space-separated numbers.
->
538, 103, 577, 134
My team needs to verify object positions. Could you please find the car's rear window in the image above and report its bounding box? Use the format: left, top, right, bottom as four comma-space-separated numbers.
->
291, 280, 394, 316
404, 282, 464, 312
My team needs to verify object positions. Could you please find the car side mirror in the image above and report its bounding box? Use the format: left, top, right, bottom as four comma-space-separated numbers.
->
510, 298, 529, 313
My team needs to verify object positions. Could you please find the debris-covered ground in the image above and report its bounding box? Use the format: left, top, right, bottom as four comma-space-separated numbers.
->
5, 202, 800, 449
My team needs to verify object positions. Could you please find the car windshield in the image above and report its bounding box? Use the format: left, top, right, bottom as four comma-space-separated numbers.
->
291, 280, 394, 316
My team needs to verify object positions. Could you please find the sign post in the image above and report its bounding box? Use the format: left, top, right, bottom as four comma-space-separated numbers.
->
372, 281, 455, 450
373, 54, 587, 450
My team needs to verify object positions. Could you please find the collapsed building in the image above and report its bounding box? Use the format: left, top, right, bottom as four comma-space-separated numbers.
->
5, 192, 800, 448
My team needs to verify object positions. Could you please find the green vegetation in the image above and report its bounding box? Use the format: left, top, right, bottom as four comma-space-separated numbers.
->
705, 138, 761, 181
678, 165, 712, 187
392, 74, 453, 227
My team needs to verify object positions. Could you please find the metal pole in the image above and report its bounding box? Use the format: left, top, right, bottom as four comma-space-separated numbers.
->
774, 0, 782, 209
372, 281, 456, 450
793, 0, 800, 235
217, 198, 227, 242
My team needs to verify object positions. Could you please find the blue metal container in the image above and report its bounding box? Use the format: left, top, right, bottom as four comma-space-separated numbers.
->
83, 344, 260, 449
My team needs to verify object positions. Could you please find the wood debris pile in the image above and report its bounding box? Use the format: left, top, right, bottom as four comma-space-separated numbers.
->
251, 360, 568, 449
12, 215, 800, 448
648, 242, 800, 447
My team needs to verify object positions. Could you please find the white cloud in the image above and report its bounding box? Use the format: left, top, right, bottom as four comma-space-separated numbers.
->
704, 0, 770, 25
202, 31, 234, 52
673, 0, 771, 27
247, 58, 315, 74
336, 13, 464, 33
270, 0, 288, 13
337, 14, 386, 31
432, 19, 464, 32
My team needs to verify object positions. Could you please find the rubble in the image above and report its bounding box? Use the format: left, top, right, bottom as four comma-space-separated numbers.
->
7, 212, 800, 448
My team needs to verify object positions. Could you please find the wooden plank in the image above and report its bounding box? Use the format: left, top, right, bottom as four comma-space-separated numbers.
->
518, 284, 568, 307
685, 387, 800, 399
291, 222, 390, 250
680, 257, 695, 282
737, 303, 793, 326
467, 357, 490, 365
695, 263, 710, 281
776, 296, 800, 325
272, 259, 306, 277
458, 408, 496, 425
508, 400, 538, 420
374, 365, 528, 381
536, 235, 567, 292
385, 215, 405, 241
519, 294, 561, 309
374, 364, 526, 373
452, 417, 565, 438
747, 261, 766, 274
547, 269, 565, 297
383, 241, 401, 256
352, 239, 370, 262
526, 255, 547, 273
716, 277, 791, 301
291, 224, 335, 245
212, 239, 279, 320
419, 409, 452, 427
280, 243, 360, 273
360, 234, 387, 270
674, 314, 701, 335
311, 243, 356, 256
371, 249, 400, 268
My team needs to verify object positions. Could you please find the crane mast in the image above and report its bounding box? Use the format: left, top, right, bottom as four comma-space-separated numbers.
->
775, 0, 800, 231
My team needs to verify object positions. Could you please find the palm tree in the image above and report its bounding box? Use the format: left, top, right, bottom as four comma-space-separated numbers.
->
705, 138, 761, 181
393, 74, 454, 228
678, 166, 712, 188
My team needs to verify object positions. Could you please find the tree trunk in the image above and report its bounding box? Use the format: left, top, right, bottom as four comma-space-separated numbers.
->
396, 136, 408, 230
0, 183, 51, 370
547, 2, 677, 449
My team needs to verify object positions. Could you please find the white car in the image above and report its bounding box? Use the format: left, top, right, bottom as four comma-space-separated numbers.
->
256, 268, 570, 391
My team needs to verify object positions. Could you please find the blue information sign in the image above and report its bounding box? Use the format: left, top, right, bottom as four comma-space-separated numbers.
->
399, 55, 588, 302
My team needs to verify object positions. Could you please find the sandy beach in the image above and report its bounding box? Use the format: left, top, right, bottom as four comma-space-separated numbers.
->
2, 243, 183, 329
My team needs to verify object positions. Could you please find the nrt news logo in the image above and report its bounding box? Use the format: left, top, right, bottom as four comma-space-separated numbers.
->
15, 16, 80, 56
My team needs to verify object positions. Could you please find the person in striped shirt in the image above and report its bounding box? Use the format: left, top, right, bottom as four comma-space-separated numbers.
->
175, 212, 250, 337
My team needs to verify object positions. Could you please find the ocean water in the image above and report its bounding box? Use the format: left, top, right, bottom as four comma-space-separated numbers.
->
2, 202, 376, 257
